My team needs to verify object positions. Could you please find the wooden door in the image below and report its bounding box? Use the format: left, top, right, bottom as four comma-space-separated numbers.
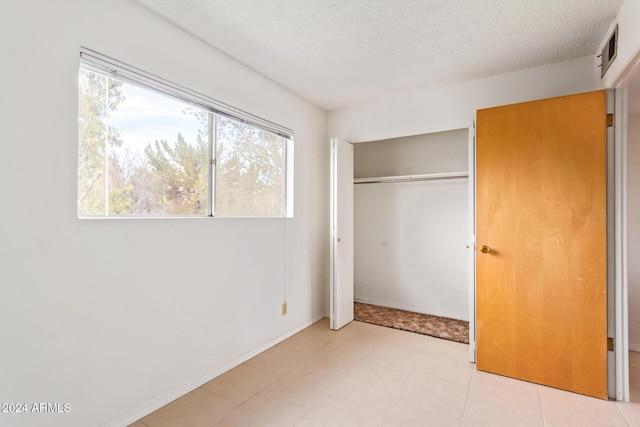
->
476, 90, 608, 399
330, 138, 354, 330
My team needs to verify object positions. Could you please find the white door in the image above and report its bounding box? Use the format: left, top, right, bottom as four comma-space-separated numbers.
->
330, 138, 354, 330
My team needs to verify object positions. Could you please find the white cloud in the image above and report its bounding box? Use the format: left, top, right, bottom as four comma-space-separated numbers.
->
108, 82, 206, 155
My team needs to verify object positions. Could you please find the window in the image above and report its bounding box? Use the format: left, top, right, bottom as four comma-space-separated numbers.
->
78, 48, 291, 217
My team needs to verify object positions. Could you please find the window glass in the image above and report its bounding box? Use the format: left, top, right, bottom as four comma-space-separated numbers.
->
78, 68, 209, 216
78, 65, 287, 218
216, 116, 286, 217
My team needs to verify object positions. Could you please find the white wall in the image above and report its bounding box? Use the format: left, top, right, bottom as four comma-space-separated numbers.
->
628, 114, 640, 351
329, 55, 602, 142
355, 180, 469, 320
354, 129, 468, 178
0, 1, 327, 426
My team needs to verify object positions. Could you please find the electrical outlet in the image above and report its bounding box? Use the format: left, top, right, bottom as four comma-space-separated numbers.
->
282, 302, 288, 316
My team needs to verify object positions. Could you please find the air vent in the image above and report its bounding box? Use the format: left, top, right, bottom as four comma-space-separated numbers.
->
600, 25, 618, 78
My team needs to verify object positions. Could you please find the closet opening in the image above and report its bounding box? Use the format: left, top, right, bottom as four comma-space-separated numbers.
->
352, 128, 470, 344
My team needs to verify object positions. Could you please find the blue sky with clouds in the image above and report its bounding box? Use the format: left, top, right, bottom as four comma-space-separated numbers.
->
109, 81, 205, 156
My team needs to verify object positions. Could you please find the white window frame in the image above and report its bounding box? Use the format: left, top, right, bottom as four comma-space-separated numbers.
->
78, 47, 293, 218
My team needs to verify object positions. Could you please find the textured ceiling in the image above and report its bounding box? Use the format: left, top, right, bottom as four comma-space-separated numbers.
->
136, 0, 623, 110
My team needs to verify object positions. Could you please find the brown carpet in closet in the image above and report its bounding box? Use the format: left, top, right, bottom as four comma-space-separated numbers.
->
354, 302, 469, 344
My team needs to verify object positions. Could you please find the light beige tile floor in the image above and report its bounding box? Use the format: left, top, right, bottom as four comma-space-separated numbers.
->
130, 320, 640, 427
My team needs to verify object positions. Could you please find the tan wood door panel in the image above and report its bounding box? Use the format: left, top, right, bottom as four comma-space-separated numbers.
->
475, 90, 608, 399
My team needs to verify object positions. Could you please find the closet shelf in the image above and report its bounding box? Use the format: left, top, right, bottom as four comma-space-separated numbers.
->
353, 171, 469, 184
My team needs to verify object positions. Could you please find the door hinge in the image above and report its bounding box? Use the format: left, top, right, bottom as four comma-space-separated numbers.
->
607, 337, 614, 352
606, 114, 614, 127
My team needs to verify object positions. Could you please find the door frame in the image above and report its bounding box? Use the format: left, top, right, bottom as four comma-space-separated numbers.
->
607, 89, 618, 400
610, 47, 640, 402
468, 120, 476, 363
613, 85, 629, 402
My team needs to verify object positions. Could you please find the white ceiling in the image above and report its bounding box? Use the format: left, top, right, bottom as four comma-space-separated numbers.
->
136, 0, 623, 111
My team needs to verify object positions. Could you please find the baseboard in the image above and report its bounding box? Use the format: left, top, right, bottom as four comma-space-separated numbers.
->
106, 315, 325, 427
629, 342, 640, 352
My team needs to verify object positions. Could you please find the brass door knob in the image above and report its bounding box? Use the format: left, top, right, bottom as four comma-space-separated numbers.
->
480, 245, 491, 254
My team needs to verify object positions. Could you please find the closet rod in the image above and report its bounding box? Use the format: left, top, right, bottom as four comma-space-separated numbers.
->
354, 171, 469, 185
